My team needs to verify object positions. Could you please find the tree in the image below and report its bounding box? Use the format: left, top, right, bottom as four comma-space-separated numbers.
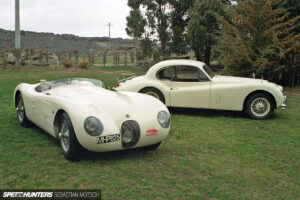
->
168, 0, 193, 55
278, 0, 300, 35
140, 34, 153, 59
187, 0, 226, 65
126, 0, 170, 59
126, 1, 146, 47
219, 0, 299, 85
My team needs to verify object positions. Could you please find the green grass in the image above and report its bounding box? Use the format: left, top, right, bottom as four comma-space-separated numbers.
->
0, 66, 299, 199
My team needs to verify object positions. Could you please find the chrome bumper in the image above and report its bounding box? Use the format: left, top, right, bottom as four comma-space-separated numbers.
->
280, 96, 287, 110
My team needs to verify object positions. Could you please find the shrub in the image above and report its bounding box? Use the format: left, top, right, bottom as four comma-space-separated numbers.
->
61, 60, 73, 68
76, 61, 89, 69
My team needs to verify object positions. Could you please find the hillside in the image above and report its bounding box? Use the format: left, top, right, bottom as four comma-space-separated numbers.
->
0, 29, 133, 53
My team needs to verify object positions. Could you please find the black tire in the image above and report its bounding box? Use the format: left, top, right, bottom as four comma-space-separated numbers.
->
143, 142, 161, 151
140, 88, 165, 103
245, 93, 274, 120
16, 94, 32, 127
59, 112, 81, 160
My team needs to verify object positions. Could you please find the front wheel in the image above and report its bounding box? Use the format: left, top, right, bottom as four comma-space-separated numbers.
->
16, 94, 32, 127
59, 112, 81, 160
245, 93, 274, 120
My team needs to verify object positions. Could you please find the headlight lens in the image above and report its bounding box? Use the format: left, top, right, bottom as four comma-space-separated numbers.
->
157, 111, 170, 128
122, 130, 134, 144
84, 116, 103, 136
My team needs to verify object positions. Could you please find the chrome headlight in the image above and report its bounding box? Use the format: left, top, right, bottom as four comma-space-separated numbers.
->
84, 116, 103, 136
157, 111, 170, 128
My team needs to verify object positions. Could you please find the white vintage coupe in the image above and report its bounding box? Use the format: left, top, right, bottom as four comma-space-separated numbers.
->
117, 60, 286, 119
14, 78, 170, 160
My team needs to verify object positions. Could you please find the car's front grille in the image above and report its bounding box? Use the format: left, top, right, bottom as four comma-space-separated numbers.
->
121, 120, 140, 147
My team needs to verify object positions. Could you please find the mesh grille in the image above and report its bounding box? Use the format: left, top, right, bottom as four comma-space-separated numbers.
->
121, 120, 140, 147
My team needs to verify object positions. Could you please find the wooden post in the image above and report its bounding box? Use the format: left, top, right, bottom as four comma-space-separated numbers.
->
73, 50, 79, 66
38, 50, 43, 67
124, 52, 127, 66
30, 49, 34, 65
117, 51, 120, 66
89, 49, 94, 66
45, 49, 49, 65
3, 51, 7, 69
103, 51, 107, 67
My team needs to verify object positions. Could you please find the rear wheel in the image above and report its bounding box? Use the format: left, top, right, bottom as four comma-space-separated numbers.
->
59, 112, 81, 160
140, 88, 165, 103
16, 94, 32, 127
245, 93, 274, 120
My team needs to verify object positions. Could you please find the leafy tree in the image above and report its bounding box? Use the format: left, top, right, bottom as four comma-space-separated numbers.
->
126, 0, 170, 59
187, 0, 226, 65
219, 0, 299, 85
140, 34, 154, 58
169, 0, 193, 55
126, 0, 146, 45
144, 0, 170, 59
278, 0, 300, 35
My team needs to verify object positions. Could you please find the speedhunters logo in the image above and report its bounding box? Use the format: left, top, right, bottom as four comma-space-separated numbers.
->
2, 192, 52, 198
0, 190, 101, 199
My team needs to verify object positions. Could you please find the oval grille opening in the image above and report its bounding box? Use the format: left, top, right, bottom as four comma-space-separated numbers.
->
121, 120, 140, 148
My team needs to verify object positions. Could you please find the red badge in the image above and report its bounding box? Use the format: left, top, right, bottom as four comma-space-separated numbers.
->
146, 129, 159, 136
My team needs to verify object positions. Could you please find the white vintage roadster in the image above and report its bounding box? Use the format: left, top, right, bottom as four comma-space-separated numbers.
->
117, 60, 286, 119
14, 78, 170, 160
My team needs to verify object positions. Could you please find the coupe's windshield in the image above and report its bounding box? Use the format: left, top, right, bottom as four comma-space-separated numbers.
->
35, 78, 104, 92
203, 65, 216, 78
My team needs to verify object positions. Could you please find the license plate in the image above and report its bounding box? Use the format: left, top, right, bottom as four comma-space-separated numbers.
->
97, 134, 120, 144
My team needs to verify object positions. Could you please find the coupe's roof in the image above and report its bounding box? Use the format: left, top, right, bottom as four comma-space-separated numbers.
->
145, 59, 206, 79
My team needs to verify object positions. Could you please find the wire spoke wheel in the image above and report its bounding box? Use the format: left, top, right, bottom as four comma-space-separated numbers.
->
140, 88, 165, 103
15, 93, 31, 127
245, 93, 274, 120
251, 97, 270, 117
145, 91, 160, 99
17, 96, 25, 122
60, 119, 70, 153
59, 112, 80, 160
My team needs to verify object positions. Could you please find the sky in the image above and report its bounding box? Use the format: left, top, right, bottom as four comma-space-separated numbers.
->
0, 0, 131, 38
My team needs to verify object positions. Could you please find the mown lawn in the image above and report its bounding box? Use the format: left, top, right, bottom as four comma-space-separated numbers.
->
0, 66, 299, 200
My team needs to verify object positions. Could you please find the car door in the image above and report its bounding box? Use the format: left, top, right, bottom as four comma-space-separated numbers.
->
170, 65, 211, 108
30, 89, 54, 133
156, 66, 172, 104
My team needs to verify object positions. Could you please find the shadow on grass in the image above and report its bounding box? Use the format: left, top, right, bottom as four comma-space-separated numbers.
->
30, 125, 156, 162
78, 147, 153, 162
169, 107, 286, 121
168, 107, 244, 118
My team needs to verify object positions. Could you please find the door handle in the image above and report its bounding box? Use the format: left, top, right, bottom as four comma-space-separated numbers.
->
170, 88, 178, 90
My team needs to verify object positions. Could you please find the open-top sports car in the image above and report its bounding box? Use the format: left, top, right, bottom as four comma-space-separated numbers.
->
14, 78, 170, 160
116, 60, 286, 120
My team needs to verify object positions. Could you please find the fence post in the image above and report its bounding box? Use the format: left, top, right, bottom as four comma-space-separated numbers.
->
3, 50, 7, 69
124, 52, 127, 66
30, 49, 34, 65
130, 51, 134, 66
103, 51, 107, 67
73, 50, 79, 66
45, 49, 49, 65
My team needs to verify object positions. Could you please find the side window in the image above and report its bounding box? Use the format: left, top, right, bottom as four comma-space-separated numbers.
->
172, 65, 209, 82
199, 69, 210, 82
157, 67, 172, 80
